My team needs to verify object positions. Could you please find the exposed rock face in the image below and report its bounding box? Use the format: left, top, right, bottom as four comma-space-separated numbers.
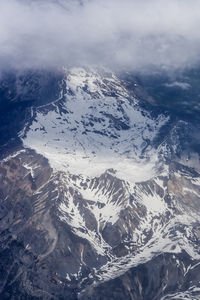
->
80, 251, 200, 300
0, 69, 63, 150
0, 67, 200, 299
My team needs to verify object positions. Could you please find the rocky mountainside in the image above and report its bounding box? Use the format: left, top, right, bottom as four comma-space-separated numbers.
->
0, 67, 200, 299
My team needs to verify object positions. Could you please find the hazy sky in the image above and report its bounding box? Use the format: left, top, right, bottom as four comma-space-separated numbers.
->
1, 0, 200, 71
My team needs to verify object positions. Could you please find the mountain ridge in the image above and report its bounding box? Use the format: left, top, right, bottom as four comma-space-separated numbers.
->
0, 67, 200, 299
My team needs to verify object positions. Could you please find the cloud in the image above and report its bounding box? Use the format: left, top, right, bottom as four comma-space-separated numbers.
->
165, 81, 191, 90
1, 0, 200, 71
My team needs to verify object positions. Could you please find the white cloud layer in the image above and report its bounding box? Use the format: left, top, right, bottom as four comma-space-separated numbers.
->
1, 0, 200, 71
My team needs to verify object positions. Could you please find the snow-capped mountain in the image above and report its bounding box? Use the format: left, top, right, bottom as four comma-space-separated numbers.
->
1, 67, 200, 299
23, 67, 168, 181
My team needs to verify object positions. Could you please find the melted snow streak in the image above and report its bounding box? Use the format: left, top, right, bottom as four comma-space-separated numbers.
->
160, 287, 200, 300
20, 67, 200, 292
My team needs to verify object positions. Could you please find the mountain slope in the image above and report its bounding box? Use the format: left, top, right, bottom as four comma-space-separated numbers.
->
0, 67, 200, 299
